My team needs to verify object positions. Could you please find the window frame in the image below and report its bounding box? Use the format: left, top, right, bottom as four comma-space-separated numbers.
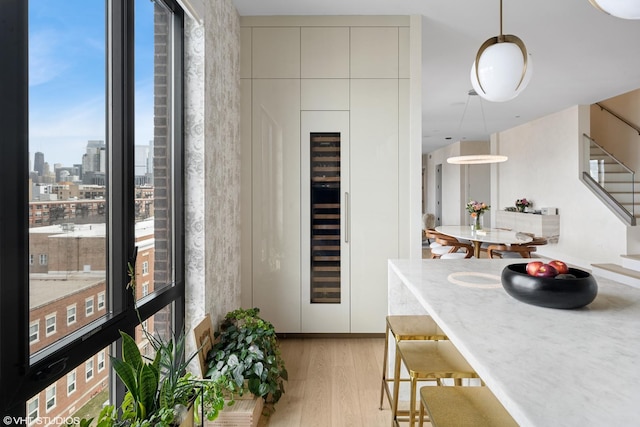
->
97, 350, 106, 372
67, 305, 77, 326
85, 359, 94, 382
29, 321, 39, 345
45, 384, 56, 412
97, 292, 106, 310
44, 313, 56, 337
0, 0, 186, 417
26, 396, 38, 421
66, 370, 76, 396
85, 297, 95, 317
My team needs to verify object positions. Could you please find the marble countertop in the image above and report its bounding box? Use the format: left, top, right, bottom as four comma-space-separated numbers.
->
388, 258, 640, 427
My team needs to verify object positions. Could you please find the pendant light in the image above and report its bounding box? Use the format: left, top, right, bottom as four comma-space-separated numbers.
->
589, 0, 640, 19
446, 90, 508, 165
471, 0, 533, 102
447, 155, 508, 164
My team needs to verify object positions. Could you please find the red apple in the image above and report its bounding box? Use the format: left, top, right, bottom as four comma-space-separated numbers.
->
526, 261, 544, 276
535, 263, 559, 278
548, 260, 569, 274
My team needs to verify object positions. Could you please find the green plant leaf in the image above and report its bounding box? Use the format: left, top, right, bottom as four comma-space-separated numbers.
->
111, 356, 138, 399
252, 362, 264, 379
120, 331, 144, 370
258, 382, 269, 397
138, 363, 159, 419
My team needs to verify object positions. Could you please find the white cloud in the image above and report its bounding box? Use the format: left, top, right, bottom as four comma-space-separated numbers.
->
29, 29, 69, 86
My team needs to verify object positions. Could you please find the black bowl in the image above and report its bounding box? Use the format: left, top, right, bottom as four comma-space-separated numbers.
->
501, 263, 598, 309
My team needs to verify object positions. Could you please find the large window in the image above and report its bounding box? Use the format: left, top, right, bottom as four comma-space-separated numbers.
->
0, 0, 185, 419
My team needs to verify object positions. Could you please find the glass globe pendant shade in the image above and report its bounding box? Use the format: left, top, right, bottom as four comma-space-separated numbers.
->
589, 0, 640, 19
470, 36, 533, 102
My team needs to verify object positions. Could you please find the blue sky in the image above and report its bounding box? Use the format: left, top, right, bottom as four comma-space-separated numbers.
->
29, 0, 155, 168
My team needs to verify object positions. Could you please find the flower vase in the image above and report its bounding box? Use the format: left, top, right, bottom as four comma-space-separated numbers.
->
517, 206, 525, 213
471, 213, 483, 231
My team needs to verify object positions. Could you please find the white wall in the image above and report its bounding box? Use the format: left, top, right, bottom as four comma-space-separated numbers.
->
590, 88, 640, 175
184, 0, 242, 364
493, 105, 628, 268
425, 140, 491, 226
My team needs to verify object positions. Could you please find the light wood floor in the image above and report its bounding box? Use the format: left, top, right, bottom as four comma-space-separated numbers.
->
257, 337, 397, 427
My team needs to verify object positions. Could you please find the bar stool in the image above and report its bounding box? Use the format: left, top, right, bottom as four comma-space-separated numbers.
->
380, 315, 448, 410
418, 386, 518, 427
392, 341, 479, 427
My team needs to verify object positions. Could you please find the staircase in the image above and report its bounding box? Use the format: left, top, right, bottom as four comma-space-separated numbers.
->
582, 135, 638, 226
592, 255, 640, 289
584, 138, 640, 287
592, 152, 639, 211
586, 104, 640, 286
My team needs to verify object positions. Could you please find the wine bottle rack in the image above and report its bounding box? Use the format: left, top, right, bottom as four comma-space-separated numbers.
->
310, 133, 341, 304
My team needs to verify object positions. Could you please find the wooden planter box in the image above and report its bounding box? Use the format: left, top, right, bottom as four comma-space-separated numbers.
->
194, 315, 263, 427
205, 395, 263, 427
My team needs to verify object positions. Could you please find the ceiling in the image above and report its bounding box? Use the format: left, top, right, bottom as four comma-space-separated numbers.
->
231, 0, 640, 154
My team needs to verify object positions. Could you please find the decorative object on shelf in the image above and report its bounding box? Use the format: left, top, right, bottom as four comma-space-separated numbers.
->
589, 0, 640, 19
515, 198, 531, 212
470, 0, 533, 102
501, 263, 598, 309
466, 200, 490, 231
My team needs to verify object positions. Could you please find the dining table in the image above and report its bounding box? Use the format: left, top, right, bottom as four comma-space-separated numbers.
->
387, 258, 640, 426
435, 225, 533, 258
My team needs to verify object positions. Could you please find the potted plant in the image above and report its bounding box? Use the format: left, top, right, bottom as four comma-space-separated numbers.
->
206, 308, 288, 412
76, 328, 225, 427
73, 265, 226, 427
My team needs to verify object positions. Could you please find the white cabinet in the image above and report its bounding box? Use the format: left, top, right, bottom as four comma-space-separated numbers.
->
301, 27, 350, 78
250, 79, 301, 332
241, 18, 414, 333
495, 211, 560, 241
252, 27, 300, 78
350, 79, 399, 333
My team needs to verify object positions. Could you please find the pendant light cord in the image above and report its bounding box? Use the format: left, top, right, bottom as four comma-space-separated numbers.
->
498, 0, 504, 41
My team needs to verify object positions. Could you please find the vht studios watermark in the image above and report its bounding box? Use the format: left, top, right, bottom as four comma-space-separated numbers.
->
2, 416, 81, 425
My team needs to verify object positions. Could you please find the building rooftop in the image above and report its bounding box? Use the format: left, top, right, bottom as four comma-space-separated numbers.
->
30, 271, 106, 309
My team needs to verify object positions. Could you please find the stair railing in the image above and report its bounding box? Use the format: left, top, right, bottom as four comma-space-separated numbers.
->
595, 102, 640, 135
581, 134, 636, 226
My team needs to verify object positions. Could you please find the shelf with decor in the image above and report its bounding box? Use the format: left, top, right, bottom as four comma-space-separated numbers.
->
495, 210, 559, 242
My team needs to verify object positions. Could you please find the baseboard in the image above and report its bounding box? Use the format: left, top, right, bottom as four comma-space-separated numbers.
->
277, 332, 385, 339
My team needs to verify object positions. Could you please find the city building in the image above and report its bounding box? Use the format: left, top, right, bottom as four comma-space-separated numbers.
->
26, 219, 156, 425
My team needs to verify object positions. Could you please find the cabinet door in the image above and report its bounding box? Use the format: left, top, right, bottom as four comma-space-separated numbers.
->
252, 79, 301, 332
350, 79, 399, 333
301, 111, 351, 332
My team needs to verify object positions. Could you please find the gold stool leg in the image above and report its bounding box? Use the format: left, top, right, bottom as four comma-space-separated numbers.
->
380, 321, 390, 409
418, 398, 425, 427
409, 374, 417, 427
390, 341, 402, 427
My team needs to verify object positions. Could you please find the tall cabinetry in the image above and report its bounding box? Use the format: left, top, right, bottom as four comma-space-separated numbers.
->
240, 16, 417, 333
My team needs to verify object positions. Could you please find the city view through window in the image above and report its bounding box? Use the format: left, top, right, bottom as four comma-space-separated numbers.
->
26, 1, 176, 424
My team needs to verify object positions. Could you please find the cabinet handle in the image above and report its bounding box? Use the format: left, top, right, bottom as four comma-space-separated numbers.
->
345, 192, 350, 243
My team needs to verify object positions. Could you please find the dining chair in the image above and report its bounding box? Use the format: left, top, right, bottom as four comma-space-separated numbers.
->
487, 235, 548, 259
430, 235, 473, 259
